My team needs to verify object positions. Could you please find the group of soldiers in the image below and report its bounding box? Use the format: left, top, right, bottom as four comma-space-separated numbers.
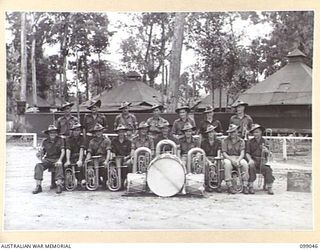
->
33, 99, 275, 195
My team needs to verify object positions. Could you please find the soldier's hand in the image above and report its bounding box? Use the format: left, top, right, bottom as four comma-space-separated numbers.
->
76, 160, 82, 168
64, 161, 71, 167
55, 161, 62, 167
248, 159, 255, 166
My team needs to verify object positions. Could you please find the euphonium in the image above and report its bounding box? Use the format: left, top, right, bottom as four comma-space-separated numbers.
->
155, 139, 177, 156
133, 147, 152, 173
64, 164, 77, 191
207, 150, 224, 189
187, 148, 206, 174
106, 156, 122, 191
85, 155, 101, 191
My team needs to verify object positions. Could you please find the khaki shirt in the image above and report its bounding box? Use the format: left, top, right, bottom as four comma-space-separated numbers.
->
42, 136, 64, 161
84, 113, 108, 132
131, 135, 154, 152
246, 137, 269, 162
56, 115, 79, 136
172, 117, 196, 136
114, 113, 138, 131
146, 116, 169, 133
221, 136, 245, 156
88, 136, 111, 160
179, 136, 200, 155
229, 114, 253, 136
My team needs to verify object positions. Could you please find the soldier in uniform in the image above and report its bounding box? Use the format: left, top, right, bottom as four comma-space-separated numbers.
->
222, 124, 249, 194
246, 124, 275, 195
114, 102, 138, 139
172, 104, 196, 140
179, 123, 200, 167
200, 125, 223, 192
83, 99, 108, 139
55, 102, 79, 137
153, 121, 180, 154
198, 105, 223, 139
146, 104, 168, 138
229, 101, 253, 139
64, 122, 86, 188
85, 123, 111, 190
33, 125, 65, 194
110, 124, 132, 186
131, 121, 155, 156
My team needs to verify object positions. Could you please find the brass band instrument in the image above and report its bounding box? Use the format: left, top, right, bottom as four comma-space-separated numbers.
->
231, 166, 243, 193
107, 156, 129, 191
186, 148, 206, 196
85, 155, 102, 191
207, 150, 224, 190
132, 147, 152, 173
156, 139, 177, 156
64, 164, 78, 191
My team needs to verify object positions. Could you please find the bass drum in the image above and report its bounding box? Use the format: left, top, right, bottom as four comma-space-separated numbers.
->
147, 153, 186, 197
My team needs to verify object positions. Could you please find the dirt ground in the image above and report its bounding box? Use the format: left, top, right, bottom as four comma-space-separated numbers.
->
4, 144, 313, 231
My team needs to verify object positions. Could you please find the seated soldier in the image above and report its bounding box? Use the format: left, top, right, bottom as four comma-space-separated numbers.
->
64, 122, 86, 188
85, 123, 111, 190
178, 123, 200, 167
33, 125, 65, 194
222, 124, 249, 194
246, 124, 275, 195
111, 124, 132, 185
200, 125, 222, 192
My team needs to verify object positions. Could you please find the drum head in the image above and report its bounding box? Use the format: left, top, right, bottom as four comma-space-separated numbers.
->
147, 154, 185, 197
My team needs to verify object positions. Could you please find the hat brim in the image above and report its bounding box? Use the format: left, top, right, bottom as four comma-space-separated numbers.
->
181, 126, 196, 132
203, 109, 214, 113
250, 125, 265, 133
115, 127, 128, 132
87, 100, 101, 110
226, 128, 238, 133
59, 103, 74, 111
204, 127, 217, 133
119, 102, 132, 110
175, 107, 190, 113
151, 105, 164, 111
70, 126, 83, 130
43, 129, 59, 134
233, 103, 248, 108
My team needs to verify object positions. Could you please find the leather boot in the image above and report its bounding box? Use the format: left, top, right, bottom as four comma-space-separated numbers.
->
267, 187, 274, 195
227, 186, 236, 194
56, 184, 62, 194
243, 186, 249, 194
32, 185, 42, 194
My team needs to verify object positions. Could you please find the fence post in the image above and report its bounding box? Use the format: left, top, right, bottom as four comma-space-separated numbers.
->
33, 133, 37, 148
282, 138, 287, 161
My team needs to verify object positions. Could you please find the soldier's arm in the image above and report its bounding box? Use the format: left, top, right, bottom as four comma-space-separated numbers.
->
237, 140, 246, 162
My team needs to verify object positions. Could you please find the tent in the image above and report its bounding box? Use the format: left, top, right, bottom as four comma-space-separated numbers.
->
234, 49, 312, 106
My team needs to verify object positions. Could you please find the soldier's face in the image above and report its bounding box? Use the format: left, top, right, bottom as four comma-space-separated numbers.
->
185, 129, 192, 137
95, 130, 103, 137
208, 131, 216, 139
236, 105, 245, 114
64, 106, 71, 115
229, 130, 237, 138
118, 130, 125, 137
49, 131, 57, 140
122, 107, 129, 114
91, 105, 98, 113
179, 109, 187, 119
72, 128, 81, 136
253, 129, 262, 138
162, 127, 169, 135
139, 128, 148, 135
153, 108, 161, 116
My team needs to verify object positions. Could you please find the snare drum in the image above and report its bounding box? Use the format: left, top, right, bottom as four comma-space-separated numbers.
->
126, 173, 147, 194
147, 153, 186, 197
185, 173, 205, 196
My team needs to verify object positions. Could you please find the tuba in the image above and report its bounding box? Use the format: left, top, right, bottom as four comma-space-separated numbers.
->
207, 150, 224, 190
106, 156, 123, 192
185, 148, 206, 196
231, 167, 243, 193
156, 139, 177, 156
84, 155, 101, 191
64, 164, 78, 191
133, 147, 152, 173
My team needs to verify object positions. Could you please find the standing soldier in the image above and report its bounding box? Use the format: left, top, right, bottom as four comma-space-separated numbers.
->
83, 99, 108, 139
114, 102, 138, 139
85, 123, 111, 190
56, 102, 79, 137
178, 123, 200, 166
33, 125, 65, 194
246, 124, 275, 195
172, 104, 196, 140
198, 105, 223, 138
146, 104, 168, 136
230, 101, 253, 139
222, 124, 250, 194
64, 122, 86, 188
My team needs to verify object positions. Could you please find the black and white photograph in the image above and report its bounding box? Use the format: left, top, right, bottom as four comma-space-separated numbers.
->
5, 10, 313, 231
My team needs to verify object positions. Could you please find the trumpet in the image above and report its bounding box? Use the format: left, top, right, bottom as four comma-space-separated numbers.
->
132, 147, 152, 173
84, 155, 102, 191
155, 139, 177, 156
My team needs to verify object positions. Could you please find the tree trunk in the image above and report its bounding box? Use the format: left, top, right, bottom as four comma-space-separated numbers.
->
97, 53, 102, 94
168, 12, 187, 111
61, 22, 69, 102
31, 15, 37, 107
19, 12, 27, 132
